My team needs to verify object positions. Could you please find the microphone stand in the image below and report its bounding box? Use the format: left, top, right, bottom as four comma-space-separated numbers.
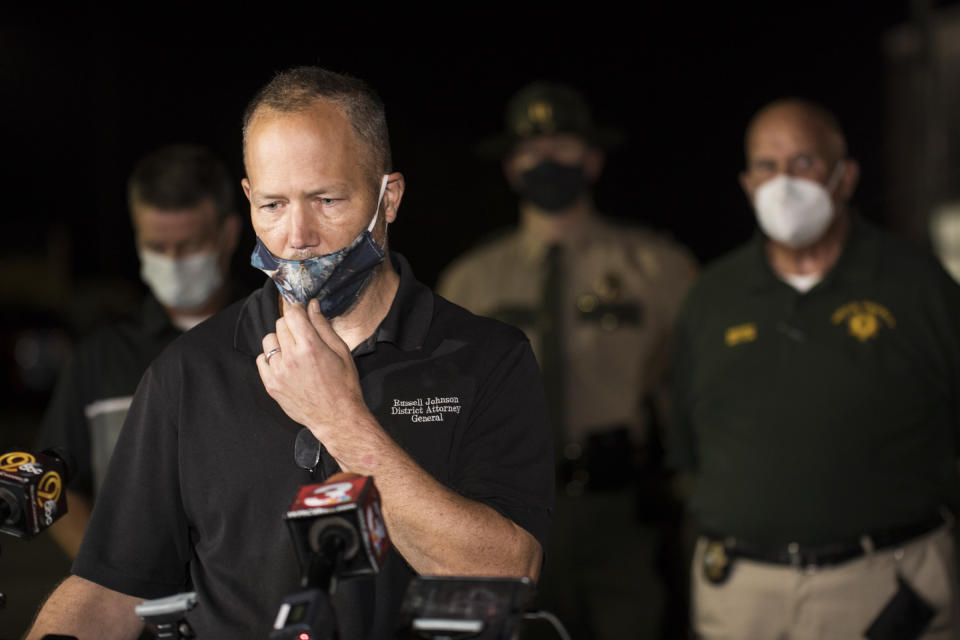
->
303, 535, 345, 592
269, 530, 347, 639
135, 592, 198, 640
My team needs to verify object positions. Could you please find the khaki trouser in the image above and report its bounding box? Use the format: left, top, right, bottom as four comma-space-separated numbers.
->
692, 525, 960, 640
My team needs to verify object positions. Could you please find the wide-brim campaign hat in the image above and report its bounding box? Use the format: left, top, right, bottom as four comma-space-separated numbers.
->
476, 81, 624, 157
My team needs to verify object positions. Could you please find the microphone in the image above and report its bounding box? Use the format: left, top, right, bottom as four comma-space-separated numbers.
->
284, 472, 391, 588
0, 447, 71, 539
271, 474, 391, 639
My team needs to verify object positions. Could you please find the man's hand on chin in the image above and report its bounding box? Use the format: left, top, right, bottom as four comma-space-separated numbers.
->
256, 298, 371, 441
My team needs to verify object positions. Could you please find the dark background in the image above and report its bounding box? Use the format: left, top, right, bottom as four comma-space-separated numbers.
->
0, 4, 957, 635
1, 5, 941, 301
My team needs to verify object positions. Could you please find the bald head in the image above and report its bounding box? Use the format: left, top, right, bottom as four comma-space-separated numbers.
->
745, 99, 847, 167
739, 98, 860, 230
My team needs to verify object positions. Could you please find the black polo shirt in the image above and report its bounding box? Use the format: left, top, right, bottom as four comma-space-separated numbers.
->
35, 294, 181, 499
669, 217, 960, 546
73, 253, 553, 639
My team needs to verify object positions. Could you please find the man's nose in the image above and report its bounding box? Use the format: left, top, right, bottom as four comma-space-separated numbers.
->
154, 246, 184, 259
287, 202, 321, 250
772, 161, 796, 177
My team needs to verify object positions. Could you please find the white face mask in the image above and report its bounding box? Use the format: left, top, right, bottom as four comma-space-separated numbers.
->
753, 162, 845, 248
139, 249, 223, 310
930, 206, 960, 284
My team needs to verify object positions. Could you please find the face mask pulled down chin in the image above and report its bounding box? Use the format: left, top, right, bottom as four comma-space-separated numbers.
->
517, 161, 587, 212
753, 162, 845, 249
140, 250, 223, 311
251, 176, 388, 318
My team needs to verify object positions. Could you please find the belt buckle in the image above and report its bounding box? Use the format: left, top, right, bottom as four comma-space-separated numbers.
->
703, 540, 734, 584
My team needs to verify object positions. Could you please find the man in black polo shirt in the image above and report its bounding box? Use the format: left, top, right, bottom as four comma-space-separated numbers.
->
26, 68, 553, 639
669, 99, 960, 638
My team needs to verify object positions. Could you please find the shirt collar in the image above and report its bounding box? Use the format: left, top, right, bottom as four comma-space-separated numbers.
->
825, 212, 881, 285
141, 293, 180, 337
517, 211, 600, 262
743, 211, 880, 293
233, 251, 433, 358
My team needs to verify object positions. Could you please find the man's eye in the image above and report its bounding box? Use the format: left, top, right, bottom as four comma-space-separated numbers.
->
262, 201, 282, 211
319, 197, 337, 206
752, 161, 775, 174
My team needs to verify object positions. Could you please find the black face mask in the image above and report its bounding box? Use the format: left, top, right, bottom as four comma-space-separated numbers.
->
517, 161, 587, 212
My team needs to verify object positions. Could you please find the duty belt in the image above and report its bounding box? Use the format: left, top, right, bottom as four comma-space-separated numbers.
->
703, 511, 950, 572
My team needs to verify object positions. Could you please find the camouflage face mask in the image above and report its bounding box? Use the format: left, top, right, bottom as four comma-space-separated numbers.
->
251, 175, 388, 318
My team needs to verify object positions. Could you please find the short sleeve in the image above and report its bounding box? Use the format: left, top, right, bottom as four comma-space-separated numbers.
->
938, 268, 960, 455
34, 352, 94, 499
72, 360, 192, 599
450, 337, 554, 550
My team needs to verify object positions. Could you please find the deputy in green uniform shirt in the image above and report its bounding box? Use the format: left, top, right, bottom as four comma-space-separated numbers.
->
670, 98, 960, 640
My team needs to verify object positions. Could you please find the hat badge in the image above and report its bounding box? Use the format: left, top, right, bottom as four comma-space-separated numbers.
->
521, 100, 555, 135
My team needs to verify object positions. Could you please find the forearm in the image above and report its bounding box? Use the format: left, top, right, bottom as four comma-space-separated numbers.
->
261, 303, 545, 579
25, 575, 145, 640
48, 491, 92, 560
326, 414, 542, 580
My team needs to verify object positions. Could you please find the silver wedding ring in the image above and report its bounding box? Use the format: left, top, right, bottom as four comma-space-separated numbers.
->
265, 347, 281, 365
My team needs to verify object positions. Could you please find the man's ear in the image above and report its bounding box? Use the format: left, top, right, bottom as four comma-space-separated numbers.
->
220, 213, 242, 257
241, 178, 252, 201
584, 148, 605, 182
738, 170, 754, 204
383, 172, 405, 224
502, 154, 523, 191
837, 159, 860, 202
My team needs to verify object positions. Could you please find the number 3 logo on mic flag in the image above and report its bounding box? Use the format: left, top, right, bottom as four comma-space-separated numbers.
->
303, 481, 355, 508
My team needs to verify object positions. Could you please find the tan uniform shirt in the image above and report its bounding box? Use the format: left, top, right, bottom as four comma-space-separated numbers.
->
437, 214, 697, 445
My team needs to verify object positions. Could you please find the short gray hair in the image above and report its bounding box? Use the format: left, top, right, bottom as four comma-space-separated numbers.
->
242, 66, 392, 185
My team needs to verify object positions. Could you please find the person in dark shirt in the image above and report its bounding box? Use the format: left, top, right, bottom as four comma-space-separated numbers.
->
670, 98, 960, 639
35, 143, 242, 559
26, 67, 553, 640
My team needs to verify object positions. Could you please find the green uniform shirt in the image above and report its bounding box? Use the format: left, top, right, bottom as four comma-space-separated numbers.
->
670, 216, 960, 546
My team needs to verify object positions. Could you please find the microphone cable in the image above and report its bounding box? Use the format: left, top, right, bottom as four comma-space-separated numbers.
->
522, 609, 571, 640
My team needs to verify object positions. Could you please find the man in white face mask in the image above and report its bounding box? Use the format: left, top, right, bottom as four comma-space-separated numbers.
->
35, 144, 242, 560
669, 99, 960, 639
738, 99, 859, 291
131, 146, 243, 328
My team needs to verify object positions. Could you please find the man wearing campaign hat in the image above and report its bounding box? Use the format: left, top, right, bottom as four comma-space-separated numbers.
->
438, 81, 698, 639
